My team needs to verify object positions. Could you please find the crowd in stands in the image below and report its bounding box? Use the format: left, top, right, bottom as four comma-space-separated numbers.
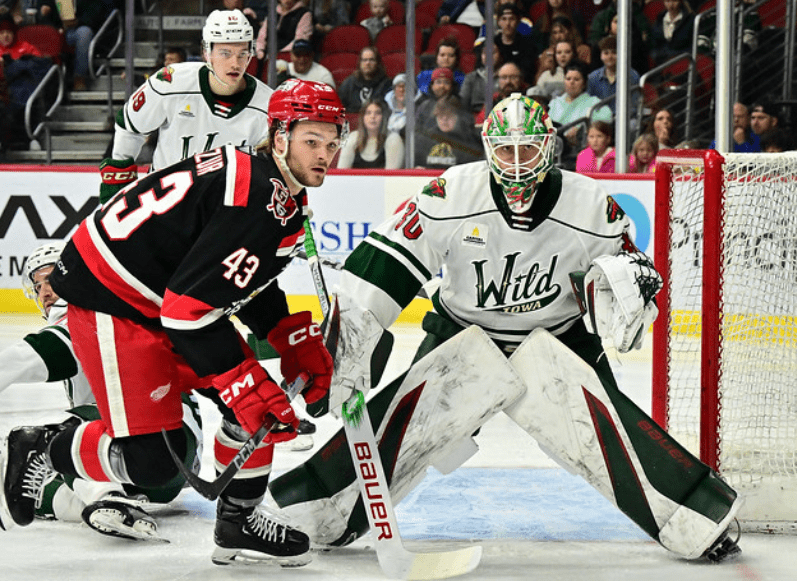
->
0, 0, 793, 166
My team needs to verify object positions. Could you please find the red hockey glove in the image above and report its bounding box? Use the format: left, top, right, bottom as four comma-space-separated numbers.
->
267, 311, 333, 405
99, 157, 137, 204
212, 358, 298, 438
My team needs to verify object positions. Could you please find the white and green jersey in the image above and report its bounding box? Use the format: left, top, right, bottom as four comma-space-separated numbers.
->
113, 62, 273, 171
0, 299, 92, 407
340, 161, 636, 346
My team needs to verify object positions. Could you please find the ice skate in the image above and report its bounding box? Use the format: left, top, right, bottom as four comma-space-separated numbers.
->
278, 418, 316, 452
212, 497, 311, 567
702, 522, 742, 563
82, 496, 167, 543
0, 426, 58, 530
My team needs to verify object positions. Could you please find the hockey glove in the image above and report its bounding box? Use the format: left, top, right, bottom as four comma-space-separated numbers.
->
99, 157, 137, 204
582, 252, 663, 353
212, 357, 298, 439
267, 311, 333, 405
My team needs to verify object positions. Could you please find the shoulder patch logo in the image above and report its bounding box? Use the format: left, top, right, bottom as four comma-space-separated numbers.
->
267, 178, 298, 226
421, 178, 447, 199
606, 195, 625, 223
156, 65, 174, 83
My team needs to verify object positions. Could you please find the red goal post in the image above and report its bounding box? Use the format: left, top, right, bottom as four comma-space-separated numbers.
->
653, 149, 797, 533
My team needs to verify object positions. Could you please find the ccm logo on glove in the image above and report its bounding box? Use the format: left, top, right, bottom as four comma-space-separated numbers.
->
288, 323, 321, 345
218, 372, 256, 405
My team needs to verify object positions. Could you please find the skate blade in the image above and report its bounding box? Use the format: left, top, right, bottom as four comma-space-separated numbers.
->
211, 546, 312, 567
87, 511, 169, 543
0, 440, 15, 532
277, 435, 313, 452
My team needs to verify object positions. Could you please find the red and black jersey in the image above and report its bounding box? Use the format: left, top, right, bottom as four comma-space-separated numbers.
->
51, 145, 307, 376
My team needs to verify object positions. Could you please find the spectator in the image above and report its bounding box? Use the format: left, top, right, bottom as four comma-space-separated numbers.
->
588, 0, 650, 74
708, 102, 760, 153
649, 0, 694, 67
750, 100, 779, 139
39, 0, 114, 91
416, 36, 465, 96
460, 36, 502, 115
438, 0, 486, 30
417, 66, 462, 128
337, 98, 404, 168
337, 45, 392, 112
385, 72, 407, 134
645, 106, 677, 150
576, 119, 615, 173
547, 15, 591, 66
760, 128, 794, 153
414, 96, 483, 168
587, 35, 639, 116
255, 0, 312, 60
494, 2, 537, 84
311, 0, 349, 51
548, 60, 611, 150
0, 13, 50, 151
628, 132, 658, 173
533, 0, 587, 50
277, 38, 335, 87
360, 0, 392, 41
475, 60, 526, 124
478, 0, 539, 41
529, 39, 575, 98
697, 0, 760, 58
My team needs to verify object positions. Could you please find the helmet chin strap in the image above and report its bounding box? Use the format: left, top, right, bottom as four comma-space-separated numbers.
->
274, 130, 305, 192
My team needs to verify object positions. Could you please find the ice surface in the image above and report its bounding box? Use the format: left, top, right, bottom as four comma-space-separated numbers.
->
0, 315, 793, 581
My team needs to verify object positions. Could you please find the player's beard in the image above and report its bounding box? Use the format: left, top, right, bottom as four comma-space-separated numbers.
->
287, 157, 327, 188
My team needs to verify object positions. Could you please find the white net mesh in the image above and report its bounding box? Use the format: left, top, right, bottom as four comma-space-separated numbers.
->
659, 151, 797, 530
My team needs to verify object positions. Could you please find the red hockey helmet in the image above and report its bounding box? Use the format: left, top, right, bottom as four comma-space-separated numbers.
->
268, 80, 348, 136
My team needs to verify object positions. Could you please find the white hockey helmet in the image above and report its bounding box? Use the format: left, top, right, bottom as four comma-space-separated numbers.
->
202, 9, 255, 55
22, 242, 64, 315
482, 94, 556, 213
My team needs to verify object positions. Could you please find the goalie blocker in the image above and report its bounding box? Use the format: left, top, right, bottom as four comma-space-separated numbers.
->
268, 316, 740, 561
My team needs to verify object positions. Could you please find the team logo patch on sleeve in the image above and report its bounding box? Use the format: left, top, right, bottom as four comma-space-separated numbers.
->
266, 178, 298, 225
156, 65, 174, 83
606, 195, 625, 223
421, 178, 447, 199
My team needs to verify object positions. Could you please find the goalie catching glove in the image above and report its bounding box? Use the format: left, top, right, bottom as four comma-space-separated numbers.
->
212, 358, 298, 440
580, 252, 663, 353
99, 157, 137, 204
267, 311, 333, 405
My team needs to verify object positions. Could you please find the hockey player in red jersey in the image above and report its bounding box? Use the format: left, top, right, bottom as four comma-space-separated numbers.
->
0, 80, 345, 566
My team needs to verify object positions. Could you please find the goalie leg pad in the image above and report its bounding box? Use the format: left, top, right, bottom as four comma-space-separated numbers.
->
504, 328, 740, 559
269, 325, 527, 546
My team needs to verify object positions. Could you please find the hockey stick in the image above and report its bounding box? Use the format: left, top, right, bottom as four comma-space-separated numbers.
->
303, 218, 483, 580
162, 375, 307, 501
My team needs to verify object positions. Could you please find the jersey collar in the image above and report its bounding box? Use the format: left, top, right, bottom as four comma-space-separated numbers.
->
199, 67, 257, 118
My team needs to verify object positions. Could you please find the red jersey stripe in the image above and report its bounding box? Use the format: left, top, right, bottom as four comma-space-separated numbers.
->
161, 288, 220, 327
232, 149, 252, 207
72, 223, 161, 319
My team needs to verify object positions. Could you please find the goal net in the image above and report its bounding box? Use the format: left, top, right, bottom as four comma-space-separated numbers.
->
653, 149, 797, 533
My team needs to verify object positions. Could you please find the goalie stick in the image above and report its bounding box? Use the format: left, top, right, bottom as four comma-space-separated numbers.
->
303, 217, 483, 580
162, 374, 307, 501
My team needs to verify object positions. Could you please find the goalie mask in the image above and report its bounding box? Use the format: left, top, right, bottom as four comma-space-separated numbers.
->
482, 94, 555, 213
22, 242, 64, 316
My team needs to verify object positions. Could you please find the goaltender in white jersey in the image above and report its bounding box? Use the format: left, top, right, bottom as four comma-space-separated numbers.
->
268, 94, 743, 565
99, 9, 273, 202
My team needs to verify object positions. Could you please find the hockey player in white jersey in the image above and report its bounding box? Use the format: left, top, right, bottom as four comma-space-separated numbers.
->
268, 94, 743, 563
0, 243, 203, 541
98, 9, 273, 203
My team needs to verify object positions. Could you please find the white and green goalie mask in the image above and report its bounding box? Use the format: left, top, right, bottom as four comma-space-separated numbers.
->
482, 94, 556, 213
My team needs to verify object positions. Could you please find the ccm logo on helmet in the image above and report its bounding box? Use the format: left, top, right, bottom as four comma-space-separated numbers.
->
317, 104, 340, 111
288, 323, 321, 345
